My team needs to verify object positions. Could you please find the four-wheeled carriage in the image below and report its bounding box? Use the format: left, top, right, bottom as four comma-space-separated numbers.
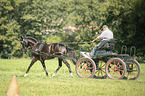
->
75, 39, 141, 80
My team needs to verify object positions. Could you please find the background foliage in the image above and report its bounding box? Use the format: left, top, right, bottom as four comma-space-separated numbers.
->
0, 0, 145, 58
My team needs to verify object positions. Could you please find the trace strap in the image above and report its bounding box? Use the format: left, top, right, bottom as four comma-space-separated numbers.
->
62, 41, 92, 44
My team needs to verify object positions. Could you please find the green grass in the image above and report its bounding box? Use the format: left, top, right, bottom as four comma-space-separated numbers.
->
0, 58, 145, 96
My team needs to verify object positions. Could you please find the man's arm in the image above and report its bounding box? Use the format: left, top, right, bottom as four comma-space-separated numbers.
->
92, 38, 98, 42
92, 31, 104, 42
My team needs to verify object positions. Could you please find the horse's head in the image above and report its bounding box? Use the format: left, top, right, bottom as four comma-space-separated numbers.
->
21, 36, 38, 53
21, 36, 28, 53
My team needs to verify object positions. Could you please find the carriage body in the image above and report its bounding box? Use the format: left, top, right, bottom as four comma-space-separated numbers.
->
76, 39, 141, 80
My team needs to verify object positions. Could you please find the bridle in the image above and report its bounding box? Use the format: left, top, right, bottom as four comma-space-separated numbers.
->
21, 38, 36, 53
21, 40, 27, 53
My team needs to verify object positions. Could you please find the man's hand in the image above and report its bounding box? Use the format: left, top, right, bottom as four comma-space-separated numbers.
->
92, 38, 98, 43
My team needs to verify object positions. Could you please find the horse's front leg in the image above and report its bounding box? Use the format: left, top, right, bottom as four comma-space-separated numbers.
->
24, 56, 37, 77
62, 59, 74, 77
52, 58, 62, 77
40, 59, 48, 77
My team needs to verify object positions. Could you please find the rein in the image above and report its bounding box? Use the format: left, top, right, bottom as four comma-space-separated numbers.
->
27, 45, 35, 50
62, 41, 91, 44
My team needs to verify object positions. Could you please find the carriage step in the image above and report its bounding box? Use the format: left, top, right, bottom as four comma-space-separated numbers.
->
125, 62, 134, 64
117, 54, 129, 56
103, 53, 118, 56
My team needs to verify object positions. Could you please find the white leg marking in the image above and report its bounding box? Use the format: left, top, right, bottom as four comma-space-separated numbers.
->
24, 73, 27, 77
70, 73, 74, 78
52, 73, 56, 77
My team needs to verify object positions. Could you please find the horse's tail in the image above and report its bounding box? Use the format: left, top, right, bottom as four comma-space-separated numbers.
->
66, 46, 78, 65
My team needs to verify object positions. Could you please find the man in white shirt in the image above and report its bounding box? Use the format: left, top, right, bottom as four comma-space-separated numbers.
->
90, 25, 113, 56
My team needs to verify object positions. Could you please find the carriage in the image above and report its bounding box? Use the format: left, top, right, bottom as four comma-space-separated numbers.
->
75, 39, 141, 80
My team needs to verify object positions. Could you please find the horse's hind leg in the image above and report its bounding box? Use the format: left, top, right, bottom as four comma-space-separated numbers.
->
62, 59, 74, 77
24, 56, 37, 77
40, 60, 48, 77
52, 58, 62, 77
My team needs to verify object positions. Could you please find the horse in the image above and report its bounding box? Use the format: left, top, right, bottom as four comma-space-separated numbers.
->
20, 36, 77, 77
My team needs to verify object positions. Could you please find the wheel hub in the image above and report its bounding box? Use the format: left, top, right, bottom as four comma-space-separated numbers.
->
114, 67, 118, 72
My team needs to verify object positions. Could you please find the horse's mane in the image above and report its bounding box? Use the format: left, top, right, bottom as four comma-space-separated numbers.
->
25, 36, 38, 43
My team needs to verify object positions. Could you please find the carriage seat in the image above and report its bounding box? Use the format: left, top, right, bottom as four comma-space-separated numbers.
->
99, 39, 116, 51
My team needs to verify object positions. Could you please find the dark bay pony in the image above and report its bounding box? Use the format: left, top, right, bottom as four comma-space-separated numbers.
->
21, 36, 77, 77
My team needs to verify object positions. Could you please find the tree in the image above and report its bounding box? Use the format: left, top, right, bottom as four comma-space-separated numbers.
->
0, 0, 23, 58
131, 0, 145, 55
60, 0, 109, 43
105, 0, 145, 55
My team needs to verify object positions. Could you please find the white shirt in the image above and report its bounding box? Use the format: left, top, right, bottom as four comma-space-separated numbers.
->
97, 29, 113, 40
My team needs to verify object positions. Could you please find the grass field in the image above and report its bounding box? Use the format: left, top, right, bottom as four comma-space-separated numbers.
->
0, 58, 145, 96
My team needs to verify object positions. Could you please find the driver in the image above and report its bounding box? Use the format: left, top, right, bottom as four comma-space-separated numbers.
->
90, 25, 114, 57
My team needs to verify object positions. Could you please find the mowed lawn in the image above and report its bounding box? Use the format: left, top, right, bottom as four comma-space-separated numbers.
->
0, 58, 145, 96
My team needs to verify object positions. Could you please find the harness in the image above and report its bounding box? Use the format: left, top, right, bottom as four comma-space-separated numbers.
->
48, 43, 64, 55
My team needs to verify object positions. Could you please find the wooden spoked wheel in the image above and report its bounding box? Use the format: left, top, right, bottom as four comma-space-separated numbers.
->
125, 59, 141, 80
94, 60, 107, 79
76, 58, 96, 78
105, 58, 126, 79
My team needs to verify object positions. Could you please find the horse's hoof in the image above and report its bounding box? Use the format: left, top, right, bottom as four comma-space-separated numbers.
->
70, 73, 74, 78
24, 74, 27, 77
52, 73, 56, 77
